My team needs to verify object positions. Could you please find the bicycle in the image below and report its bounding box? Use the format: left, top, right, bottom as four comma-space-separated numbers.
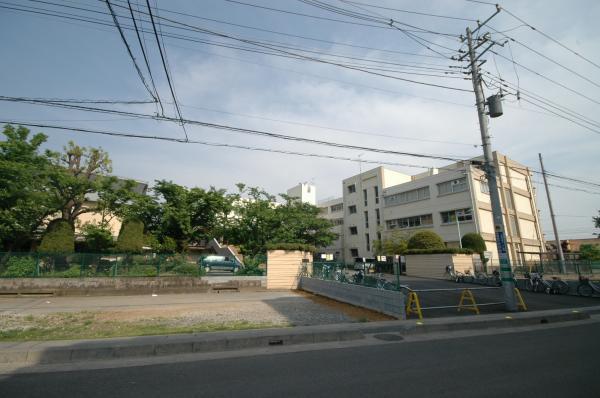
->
524, 272, 569, 294
475, 270, 501, 287
577, 276, 600, 297
445, 265, 465, 283
375, 273, 395, 290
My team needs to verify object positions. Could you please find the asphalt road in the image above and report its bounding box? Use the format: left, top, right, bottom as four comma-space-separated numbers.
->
1, 321, 598, 397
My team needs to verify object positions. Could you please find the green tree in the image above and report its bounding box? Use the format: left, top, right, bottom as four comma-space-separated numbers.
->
81, 223, 114, 253
115, 219, 145, 253
594, 211, 600, 229
0, 125, 55, 250
373, 231, 408, 255
38, 219, 75, 253
407, 230, 445, 250
579, 244, 600, 261
461, 233, 486, 253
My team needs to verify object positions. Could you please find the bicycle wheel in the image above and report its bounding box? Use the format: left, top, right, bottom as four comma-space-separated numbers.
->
578, 284, 593, 297
383, 281, 396, 291
554, 280, 569, 295
525, 279, 534, 292
536, 282, 549, 293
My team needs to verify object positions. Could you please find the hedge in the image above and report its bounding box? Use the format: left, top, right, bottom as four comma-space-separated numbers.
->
404, 248, 475, 255
266, 243, 316, 252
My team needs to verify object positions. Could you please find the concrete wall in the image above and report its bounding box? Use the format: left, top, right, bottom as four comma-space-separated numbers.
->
266, 250, 312, 289
405, 253, 474, 279
0, 276, 266, 296
299, 277, 405, 319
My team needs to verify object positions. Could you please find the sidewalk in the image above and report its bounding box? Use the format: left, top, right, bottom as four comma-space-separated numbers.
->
1, 306, 597, 366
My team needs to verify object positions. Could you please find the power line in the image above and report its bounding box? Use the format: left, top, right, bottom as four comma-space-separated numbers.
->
144, 0, 188, 141
126, 0, 164, 115
0, 119, 469, 167
104, 0, 157, 101
341, 0, 476, 22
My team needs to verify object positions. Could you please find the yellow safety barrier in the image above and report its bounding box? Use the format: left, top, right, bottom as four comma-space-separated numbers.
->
514, 288, 528, 311
405, 291, 423, 320
457, 289, 480, 314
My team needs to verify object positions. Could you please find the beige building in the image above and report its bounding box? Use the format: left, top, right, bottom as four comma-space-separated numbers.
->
318, 152, 545, 267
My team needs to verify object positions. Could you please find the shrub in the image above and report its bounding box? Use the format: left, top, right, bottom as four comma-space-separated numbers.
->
404, 248, 474, 255
580, 244, 600, 261
38, 219, 74, 253
407, 230, 445, 250
81, 223, 114, 253
172, 264, 199, 276
2, 256, 36, 277
266, 243, 316, 252
236, 264, 264, 276
51, 265, 82, 278
115, 219, 144, 253
461, 233, 486, 253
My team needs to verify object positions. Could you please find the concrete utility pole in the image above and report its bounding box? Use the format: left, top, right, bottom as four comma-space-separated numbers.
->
538, 153, 566, 273
465, 25, 517, 311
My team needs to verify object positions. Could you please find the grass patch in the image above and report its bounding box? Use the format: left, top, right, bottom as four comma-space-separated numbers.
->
0, 312, 288, 342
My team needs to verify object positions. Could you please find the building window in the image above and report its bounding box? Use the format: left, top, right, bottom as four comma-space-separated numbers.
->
437, 177, 467, 195
383, 186, 430, 207
350, 248, 359, 257
480, 180, 490, 194
504, 190, 514, 210
375, 208, 381, 225
332, 218, 344, 226
440, 208, 473, 224
364, 211, 369, 228
348, 184, 356, 194
349, 226, 358, 235
348, 205, 357, 214
363, 189, 368, 206
509, 215, 519, 236
366, 233, 370, 251
386, 214, 433, 230
330, 203, 343, 212
374, 186, 379, 204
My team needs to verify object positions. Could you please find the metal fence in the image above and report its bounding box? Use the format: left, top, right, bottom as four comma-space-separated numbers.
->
0, 252, 203, 278
308, 262, 404, 292
514, 260, 600, 276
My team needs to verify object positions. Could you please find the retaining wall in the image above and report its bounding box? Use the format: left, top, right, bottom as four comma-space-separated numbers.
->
0, 276, 266, 296
300, 277, 405, 319
267, 250, 312, 289
405, 253, 475, 279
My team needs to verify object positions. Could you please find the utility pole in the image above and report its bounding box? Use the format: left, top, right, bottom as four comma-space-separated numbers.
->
539, 153, 566, 273
464, 19, 517, 311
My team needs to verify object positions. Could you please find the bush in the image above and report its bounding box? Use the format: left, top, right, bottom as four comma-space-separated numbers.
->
404, 248, 474, 255
580, 244, 600, 261
407, 230, 445, 250
265, 243, 316, 252
38, 219, 74, 253
81, 223, 114, 253
2, 256, 36, 277
461, 233, 486, 253
50, 265, 82, 278
172, 264, 199, 276
115, 219, 145, 253
236, 264, 264, 276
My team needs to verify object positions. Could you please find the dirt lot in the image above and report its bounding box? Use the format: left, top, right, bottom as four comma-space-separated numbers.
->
0, 291, 392, 341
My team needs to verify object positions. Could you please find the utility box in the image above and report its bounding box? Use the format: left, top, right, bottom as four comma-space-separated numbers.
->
487, 94, 503, 118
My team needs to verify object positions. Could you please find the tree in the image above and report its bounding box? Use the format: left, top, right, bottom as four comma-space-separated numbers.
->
81, 223, 114, 253
38, 219, 75, 253
115, 219, 145, 253
594, 211, 600, 229
461, 233, 486, 253
46, 141, 134, 228
373, 231, 408, 255
0, 125, 55, 250
407, 230, 445, 250
579, 244, 600, 261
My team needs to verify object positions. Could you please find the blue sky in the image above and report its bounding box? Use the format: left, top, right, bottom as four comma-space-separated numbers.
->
1, 0, 599, 240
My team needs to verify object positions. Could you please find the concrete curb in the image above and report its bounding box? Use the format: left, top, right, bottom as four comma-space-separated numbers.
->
1, 307, 597, 366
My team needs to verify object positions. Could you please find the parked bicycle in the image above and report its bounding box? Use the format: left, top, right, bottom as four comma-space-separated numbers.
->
474, 270, 501, 287
445, 265, 465, 283
375, 273, 396, 290
524, 272, 569, 294
577, 276, 600, 297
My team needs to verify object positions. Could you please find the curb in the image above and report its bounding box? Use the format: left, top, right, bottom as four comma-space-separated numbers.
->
0, 307, 595, 366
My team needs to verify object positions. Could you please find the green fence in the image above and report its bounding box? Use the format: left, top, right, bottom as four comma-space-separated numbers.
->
514, 260, 600, 276
309, 262, 402, 291
0, 252, 204, 278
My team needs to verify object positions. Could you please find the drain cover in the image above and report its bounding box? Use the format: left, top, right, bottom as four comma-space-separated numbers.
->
373, 333, 404, 341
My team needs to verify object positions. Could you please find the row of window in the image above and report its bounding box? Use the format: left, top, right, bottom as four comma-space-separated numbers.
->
386, 208, 473, 230
330, 203, 343, 213
382, 177, 468, 208
346, 185, 380, 206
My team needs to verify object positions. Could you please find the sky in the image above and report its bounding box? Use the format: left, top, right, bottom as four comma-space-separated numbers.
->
1, 0, 599, 241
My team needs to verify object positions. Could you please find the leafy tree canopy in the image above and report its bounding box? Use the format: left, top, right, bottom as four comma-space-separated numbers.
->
407, 230, 445, 250
461, 233, 486, 253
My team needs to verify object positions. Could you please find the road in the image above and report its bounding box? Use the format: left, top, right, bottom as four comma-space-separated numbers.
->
1, 320, 598, 397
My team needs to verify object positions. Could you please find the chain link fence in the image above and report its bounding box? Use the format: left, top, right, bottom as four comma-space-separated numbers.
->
307, 262, 404, 292
0, 252, 203, 278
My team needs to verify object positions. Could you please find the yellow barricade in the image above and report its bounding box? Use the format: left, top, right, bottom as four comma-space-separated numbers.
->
405, 291, 423, 320
514, 288, 528, 311
457, 289, 480, 314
